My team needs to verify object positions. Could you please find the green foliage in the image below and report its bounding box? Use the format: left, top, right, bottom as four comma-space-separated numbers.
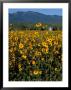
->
9, 22, 62, 31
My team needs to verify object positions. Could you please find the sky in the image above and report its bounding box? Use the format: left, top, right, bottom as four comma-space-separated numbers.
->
9, 9, 62, 16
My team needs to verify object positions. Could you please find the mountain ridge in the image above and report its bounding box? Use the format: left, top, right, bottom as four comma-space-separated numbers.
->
9, 11, 62, 24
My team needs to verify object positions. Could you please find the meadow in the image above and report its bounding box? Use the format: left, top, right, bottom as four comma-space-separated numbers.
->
9, 30, 62, 81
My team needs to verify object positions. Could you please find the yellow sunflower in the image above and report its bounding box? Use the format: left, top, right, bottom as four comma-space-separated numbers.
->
21, 55, 27, 59
19, 43, 24, 49
32, 60, 36, 65
33, 70, 39, 75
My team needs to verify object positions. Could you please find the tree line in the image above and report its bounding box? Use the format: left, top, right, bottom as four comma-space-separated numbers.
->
9, 22, 62, 31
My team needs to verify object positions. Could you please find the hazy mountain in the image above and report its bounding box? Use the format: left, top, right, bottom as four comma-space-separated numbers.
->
9, 11, 62, 24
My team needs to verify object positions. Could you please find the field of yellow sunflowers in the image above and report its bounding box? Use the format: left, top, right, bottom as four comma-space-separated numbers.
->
9, 30, 62, 81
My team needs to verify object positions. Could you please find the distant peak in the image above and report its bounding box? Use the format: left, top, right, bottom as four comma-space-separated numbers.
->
26, 11, 34, 13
